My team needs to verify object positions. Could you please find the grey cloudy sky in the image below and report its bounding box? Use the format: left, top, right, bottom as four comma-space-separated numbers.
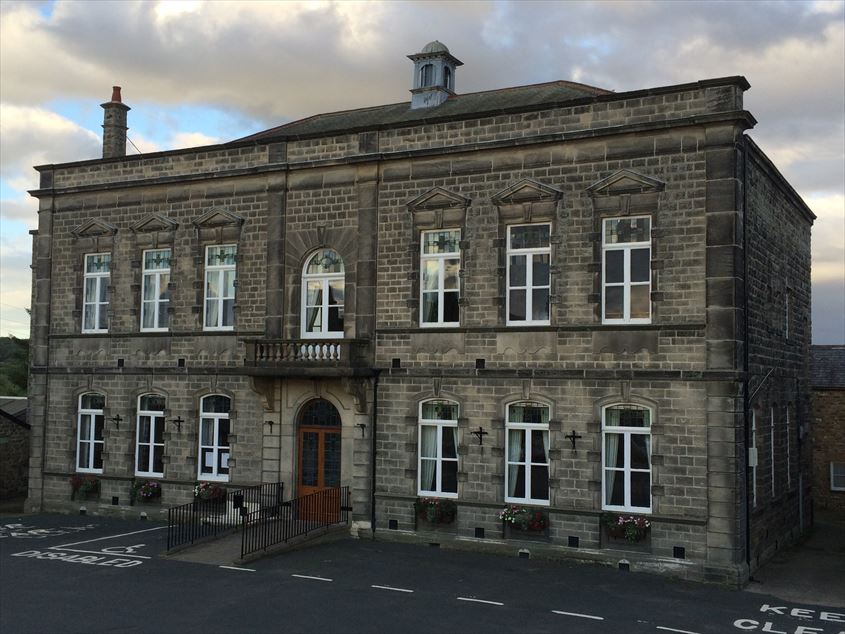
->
1, 0, 843, 342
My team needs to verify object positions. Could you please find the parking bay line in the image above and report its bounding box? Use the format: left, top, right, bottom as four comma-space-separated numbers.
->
47, 547, 150, 559
371, 585, 414, 593
456, 597, 504, 606
51, 526, 167, 548
220, 565, 255, 572
291, 574, 333, 582
552, 610, 604, 621
656, 627, 700, 634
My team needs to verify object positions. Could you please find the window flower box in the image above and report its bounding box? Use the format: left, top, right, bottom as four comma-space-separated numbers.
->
70, 475, 100, 501
130, 480, 162, 505
413, 497, 457, 527
193, 482, 227, 511
600, 513, 651, 550
499, 505, 550, 540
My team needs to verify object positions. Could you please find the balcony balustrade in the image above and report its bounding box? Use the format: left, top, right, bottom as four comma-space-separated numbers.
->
243, 338, 372, 375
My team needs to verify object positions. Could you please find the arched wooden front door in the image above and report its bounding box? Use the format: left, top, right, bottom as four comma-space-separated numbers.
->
297, 399, 342, 498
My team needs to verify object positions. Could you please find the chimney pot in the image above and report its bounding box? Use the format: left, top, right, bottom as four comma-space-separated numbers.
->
111, 86, 122, 103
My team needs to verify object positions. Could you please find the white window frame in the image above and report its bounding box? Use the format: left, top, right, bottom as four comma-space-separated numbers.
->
82, 253, 111, 334
203, 245, 236, 331
417, 400, 459, 498
831, 463, 845, 492
198, 395, 231, 482
420, 229, 461, 327
505, 401, 550, 506
602, 404, 652, 513
135, 394, 165, 478
76, 393, 105, 474
301, 249, 345, 339
506, 223, 551, 326
141, 248, 171, 332
602, 216, 651, 325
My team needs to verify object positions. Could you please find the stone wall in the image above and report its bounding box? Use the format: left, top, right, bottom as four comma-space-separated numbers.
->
812, 389, 845, 516
0, 416, 29, 499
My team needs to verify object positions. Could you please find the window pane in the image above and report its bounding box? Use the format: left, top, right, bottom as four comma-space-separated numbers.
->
328, 280, 344, 306
222, 299, 234, 327
306, 249, 343, 274
531, 430, 548, 463
530, 465, 549, 500
605, 250, 624, 284
508, 465, 525, 499
140, 394, 165, 411
138, 445, 150, 472
143, 275, 157, 301
80, 416, 91, 442
306, 307, 322, 332
509, 290, 526, 321
83, 304, 96, 331
443, 292, 459, 323
442, 426, 457, 459
94, 415, 104, 441
208, 245, 236, 266
532, 289, 550, 321
97, 301, 108, 330
306, 281, 322, 306
510, 225, 550, 249
328, 307, 344, 332
631, 471, 651, 508
420, 458, 436, 491
152, 446, 164, 474
93, 443, 103, 469
508, 402, 549, 425
604, 217, 650, 244
604, 286, 624, 319
444, 259, 460, 290
217, 420, 230, 446
159, 304, 170, 328
532, 254, 550, 286
421, 401, 458, 420
605, 469, 624, 506
86, 254, 110, 273
200, 419, 213, 445
79, 442, 90, 469
630, 285, 650, 319
200, 448, 213, 475
605, 433, 624, 468
153, 418, 165, 443
206, 272, 220, 299
423, 260, 439, 291
509, 255, 526, 286
142, 302, 155, 329
423, 230, 460, 254
98, 278, 109, 303
139, 416, 152, 443
324, 433, 341, 487
144, 249, 170, 270
301, 432, 318, 486
631, 434, 651, 469
420, 426, 437, 458
422, 293, 438, 324
205, 300, 219, 327
223, 270, 236, 298
159, 274, 171, 301
81, 394, 105, 410
606, 406, 650, 428
631, 248, 650, 282
508, 429, 526, 461
442, 461, 458, 493
203, 395, 230, 414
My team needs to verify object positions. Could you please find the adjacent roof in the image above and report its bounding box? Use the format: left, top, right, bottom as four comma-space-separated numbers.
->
810, 345, 845, 389
236, 80, 612, 142
0, 396, 29, 428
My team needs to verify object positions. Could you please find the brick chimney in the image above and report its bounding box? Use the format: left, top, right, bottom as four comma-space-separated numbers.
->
100, 86, 130, 158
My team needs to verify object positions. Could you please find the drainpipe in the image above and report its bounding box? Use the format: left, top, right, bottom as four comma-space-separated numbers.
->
370, 370, 380, 538
742, 136, 752, 573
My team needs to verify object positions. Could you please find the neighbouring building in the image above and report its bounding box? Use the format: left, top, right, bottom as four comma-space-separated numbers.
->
0, 396, 30, 499
27, 42, 815, 585
811, 345, 845, 517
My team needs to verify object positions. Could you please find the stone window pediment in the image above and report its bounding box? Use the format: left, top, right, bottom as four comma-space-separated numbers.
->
192, 208, 245, 229
492, 179, 562, 224
72, 219, 118, 239
407, 187, 470, 230
131, 213, 179, 234
587, 169, 665, 197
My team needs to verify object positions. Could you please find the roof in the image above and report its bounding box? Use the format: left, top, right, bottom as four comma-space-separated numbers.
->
0, 396, 29, 428
236, 80, 612, 142
811, 345, 845, 389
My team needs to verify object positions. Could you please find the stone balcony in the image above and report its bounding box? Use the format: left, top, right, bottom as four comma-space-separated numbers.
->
243, 338, 374, 377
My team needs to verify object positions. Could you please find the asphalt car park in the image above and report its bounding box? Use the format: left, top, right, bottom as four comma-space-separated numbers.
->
1, 514, 842, 634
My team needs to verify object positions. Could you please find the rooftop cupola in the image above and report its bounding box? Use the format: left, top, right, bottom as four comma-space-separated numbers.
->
408, 41, 463, 110
100, 86, 130, 159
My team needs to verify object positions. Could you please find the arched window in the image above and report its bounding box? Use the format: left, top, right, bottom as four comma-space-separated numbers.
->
418, 400, 459, 497
77, 393, 105, 473
301, 249, 345, 338
136, 394, 165, 477
199, 395, 231, 481
602, 404, 652, 512
505, 401, 550, 504
420, 63, 434, 88
443, 66, 452, 90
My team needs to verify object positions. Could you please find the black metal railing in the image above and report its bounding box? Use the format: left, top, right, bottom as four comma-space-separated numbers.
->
167, 482, 284, 552
241, 486, 350, 559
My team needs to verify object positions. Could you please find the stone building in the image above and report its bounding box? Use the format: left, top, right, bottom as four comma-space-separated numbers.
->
27, 42, 814, 584
810, 345, 845, 517
0, 397, 30, 499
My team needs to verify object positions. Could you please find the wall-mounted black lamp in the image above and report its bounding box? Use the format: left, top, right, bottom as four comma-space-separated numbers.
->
266, 420, 275, 433
470, 426, 489, 445
564, 429, 583, 452
355, 423, 367, 437
170, 416, 184, 433
110, 414, 123, 430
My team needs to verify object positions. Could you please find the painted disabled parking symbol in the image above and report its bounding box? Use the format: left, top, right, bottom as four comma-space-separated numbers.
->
100, 544, 145, 555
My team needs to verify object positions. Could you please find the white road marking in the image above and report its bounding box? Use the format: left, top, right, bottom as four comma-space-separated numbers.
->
456, 597, 504, 606
53, 526, 167, 548
219, 565, 255, 572
371, 585, 414, 593
656, 627, 701, 634
47, 547, 150, 560
291, 574, 333, 582
552, 610, 605, 621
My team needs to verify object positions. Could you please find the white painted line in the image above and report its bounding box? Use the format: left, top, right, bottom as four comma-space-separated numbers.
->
552, 610, 605, 621
656, 627, 701, 634
47, 547, 150, 560
291, 574, 333, 582
219, 565, 255, 572
371, 585, 414, 593
54, 526, 167, 548
456, 597, 504, 606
